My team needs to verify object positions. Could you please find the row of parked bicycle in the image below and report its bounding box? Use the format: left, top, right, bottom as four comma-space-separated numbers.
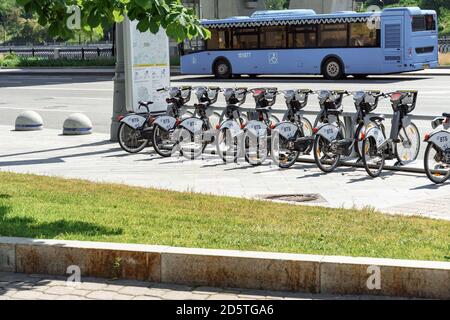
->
116, 86, 450, 184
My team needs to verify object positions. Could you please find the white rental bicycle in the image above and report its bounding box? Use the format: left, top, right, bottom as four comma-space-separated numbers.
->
424, 113, 450, 184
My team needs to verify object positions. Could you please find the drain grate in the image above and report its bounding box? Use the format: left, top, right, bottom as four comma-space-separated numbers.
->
264, 194, 321, 203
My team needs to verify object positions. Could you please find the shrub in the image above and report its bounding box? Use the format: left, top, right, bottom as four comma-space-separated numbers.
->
439, 52, 450, 66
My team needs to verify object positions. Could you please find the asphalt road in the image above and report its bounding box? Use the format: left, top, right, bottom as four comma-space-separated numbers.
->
1, 73, 449, 136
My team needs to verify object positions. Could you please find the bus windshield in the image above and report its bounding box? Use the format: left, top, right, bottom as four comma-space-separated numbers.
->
412, 14, 437, 32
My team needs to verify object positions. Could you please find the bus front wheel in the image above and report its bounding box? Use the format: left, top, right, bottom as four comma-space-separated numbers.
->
322, 58, 344, 80
214, 59, 232, 79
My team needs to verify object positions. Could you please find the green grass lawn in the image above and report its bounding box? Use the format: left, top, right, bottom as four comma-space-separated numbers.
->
0, 172, 449, 262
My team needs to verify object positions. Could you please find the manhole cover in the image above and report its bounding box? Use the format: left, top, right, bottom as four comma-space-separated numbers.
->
264, 194, 321, 203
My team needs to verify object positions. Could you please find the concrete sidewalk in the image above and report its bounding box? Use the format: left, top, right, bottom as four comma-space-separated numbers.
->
0, 272, 398, 300
0, 125, 449, 220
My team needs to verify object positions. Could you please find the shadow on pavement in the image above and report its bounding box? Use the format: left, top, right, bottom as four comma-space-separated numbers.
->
0, 140, 121, 167
410, 183, 450, 190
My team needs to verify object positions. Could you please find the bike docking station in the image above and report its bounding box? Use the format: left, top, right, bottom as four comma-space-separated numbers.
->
175, 89, 448, 179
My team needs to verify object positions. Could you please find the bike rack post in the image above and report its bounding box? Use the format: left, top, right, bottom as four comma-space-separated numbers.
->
343, 114, 359, 158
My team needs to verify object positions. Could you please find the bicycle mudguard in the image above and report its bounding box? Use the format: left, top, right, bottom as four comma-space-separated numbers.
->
365, 126, 386, 148
153, 116, 177, 132
179, 117, 204, 135
219, 120, 242, 138
244, 120, 268, 138
315, 123, 340, 142
402, 115, 412, 128
427, 130, 450, 152
272, 122, 299, 140
120, 114, 147, 130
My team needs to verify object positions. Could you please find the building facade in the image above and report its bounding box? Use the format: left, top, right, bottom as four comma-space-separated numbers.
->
289, 0, 356, 14
184, 0, 266, 19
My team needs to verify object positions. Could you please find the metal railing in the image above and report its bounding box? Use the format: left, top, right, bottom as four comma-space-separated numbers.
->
0, 47, 114, 59
439, 37, 450, 53
179, 103, 440, 174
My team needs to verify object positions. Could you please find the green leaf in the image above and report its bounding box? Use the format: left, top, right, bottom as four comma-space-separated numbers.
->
113, 9, 124, 22
149, 19, 160, 34
136, 18, 150, 32
37, 16, 47, 26
87, 10, 101, 28
135, 0, 152, 10
16, 0, 32, 5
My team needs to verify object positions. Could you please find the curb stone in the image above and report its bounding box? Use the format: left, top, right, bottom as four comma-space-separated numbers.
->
0, 237, 449, 299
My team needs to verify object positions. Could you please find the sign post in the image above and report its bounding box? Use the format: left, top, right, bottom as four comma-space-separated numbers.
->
123, 18, 170, 113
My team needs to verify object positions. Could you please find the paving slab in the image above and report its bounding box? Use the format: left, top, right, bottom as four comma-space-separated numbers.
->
0, 125, 448, 220
0, 272, 401, 300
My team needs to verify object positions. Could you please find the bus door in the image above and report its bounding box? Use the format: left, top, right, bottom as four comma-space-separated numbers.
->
382, 18, 404, 65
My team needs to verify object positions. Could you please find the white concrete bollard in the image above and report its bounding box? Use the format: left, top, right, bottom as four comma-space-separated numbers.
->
63, 113, 93, 135
15, 111, 44, 131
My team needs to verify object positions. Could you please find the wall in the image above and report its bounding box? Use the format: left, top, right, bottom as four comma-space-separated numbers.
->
289, 0, 355, 14
200, 0, 266, 19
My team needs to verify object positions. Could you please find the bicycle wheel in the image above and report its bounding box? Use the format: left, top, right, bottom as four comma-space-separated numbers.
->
152, 126, 175, 158
181, 110, 194, 120
216, 128, 241, 163
209, 112, 222, 129
269, 115, 280, 125
361, 137, 385, 178
271, 132, 299, 169
424, 143, 450, 184
314, 118, 347, 139
313, 134, 341, 173
244, 131, 268, 166
302, 118, 313, 137
354, 123, 366, 159
117, 122, 148, 154
395, 122, 420, 164
177, 127, 207, 160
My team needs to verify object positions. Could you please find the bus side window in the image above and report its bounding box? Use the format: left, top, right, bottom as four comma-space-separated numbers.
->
232, 28, 259, 50
319, 23, 348, 48
349, 22, 379, 47
260, 26, 287, 49
208, 29, 229, 50
288, 25, 317, 48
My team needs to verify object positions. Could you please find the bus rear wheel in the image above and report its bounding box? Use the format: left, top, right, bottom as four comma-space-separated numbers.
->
214, 59, 232, 79
322, 58, 344, 80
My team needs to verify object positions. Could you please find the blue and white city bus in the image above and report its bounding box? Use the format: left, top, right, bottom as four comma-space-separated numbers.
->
180, 7, 439, 79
